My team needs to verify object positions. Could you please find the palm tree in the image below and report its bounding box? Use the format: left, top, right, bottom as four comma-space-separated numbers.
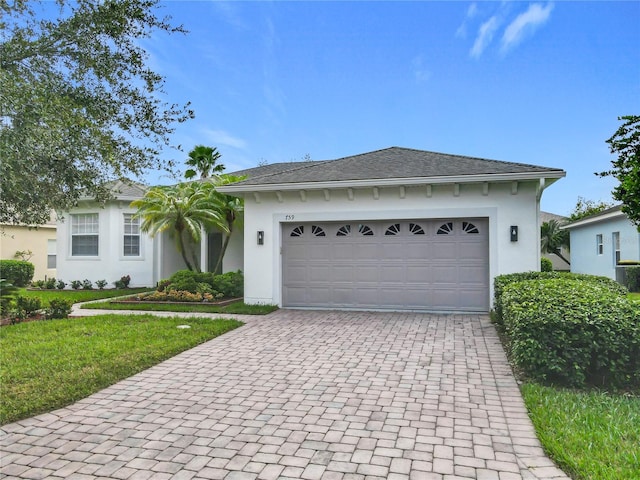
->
541, 219, 570, 266
131, 182, 227, 271
207, 174, 246, 273
185, 145, 225, 180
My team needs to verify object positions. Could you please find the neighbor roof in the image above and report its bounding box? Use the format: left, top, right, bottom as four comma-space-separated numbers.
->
562, 205, 626, 229
222, 147, 565, 192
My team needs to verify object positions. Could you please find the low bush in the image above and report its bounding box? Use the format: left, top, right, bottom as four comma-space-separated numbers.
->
501, 278, 640, 390
114, 274, 131, 289
70, 280, 82, 290
623, 266, 640, 292
56, 279, 66, 290
95, 280, 108, 290
494, 271, 628, 325
541, 257, 553, 272
0, 260, 35, 287
158, 270, 244, 298
144, 290, 216, 303
0, 279, 19, 314
44, 277, 56, 290
15, 296, 42, 318
81, 279, 93, 290
45, 298, 73, 319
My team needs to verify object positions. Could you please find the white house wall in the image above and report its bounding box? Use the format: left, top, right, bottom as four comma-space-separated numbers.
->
223, 229, 244, 273
242, 181, 541, 308
57, 202, 156, 287
570, 217, 640, 279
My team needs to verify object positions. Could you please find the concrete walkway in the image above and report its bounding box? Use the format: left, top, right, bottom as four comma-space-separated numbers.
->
0, 309, 568, 480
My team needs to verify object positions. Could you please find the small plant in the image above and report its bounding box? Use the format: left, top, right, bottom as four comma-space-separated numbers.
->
15, 296, 42, 319
114, 274, 131, 289
31, 280, 46, 289
45, 298, 73, 319
13, 249, 34, 261
0, 279, 19, 314
81, 279, 93, 290
95, 279, 108, 290
540, 257, 553, 272
44, 277, 57, 290
70, 280, 82, 290
56, 279, 66, 290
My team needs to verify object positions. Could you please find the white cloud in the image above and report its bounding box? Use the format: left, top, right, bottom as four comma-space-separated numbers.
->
202, 129, 247, 150
471, 16, 500, 58
501, 3, 554, 53
412, 55, 431, 84
455, 2, 478, 39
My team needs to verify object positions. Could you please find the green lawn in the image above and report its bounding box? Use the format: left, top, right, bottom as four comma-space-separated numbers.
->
81, 298, 278, 315
522, 383, 640, 480
629, 292, 640, 302
19, 287, 152, 305
0, 315, 242, 425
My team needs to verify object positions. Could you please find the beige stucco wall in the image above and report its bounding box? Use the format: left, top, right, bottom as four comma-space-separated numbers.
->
1, 224, 57, 281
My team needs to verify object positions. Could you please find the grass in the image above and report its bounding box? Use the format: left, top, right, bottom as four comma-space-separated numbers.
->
629, 292, 640, 302
19, 287, 152, 305
81, 298, 279, 315
522, 383, 640, 480
0, 314, 242, 425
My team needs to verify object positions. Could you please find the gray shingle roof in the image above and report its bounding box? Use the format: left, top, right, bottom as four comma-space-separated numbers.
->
229, 147, 564, 186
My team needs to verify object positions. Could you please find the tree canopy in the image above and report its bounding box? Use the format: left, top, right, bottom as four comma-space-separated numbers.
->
0, 0, 194, 225
185, 145, 225, 180
540, 219, 570, 265
567, 196, 616, 223
598, 115, 640, 228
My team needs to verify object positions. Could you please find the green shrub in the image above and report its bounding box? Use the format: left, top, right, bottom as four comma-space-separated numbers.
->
70, 280, 82, 290
624, 266, 640, 292
45, 298, 73, 319
169, 278, 199, 294
81, 279, 93, 290
540, 257, 553, 272
501, 278, 640, 390
31, 279, 45, 289
56, 279, 66, 290
0, 260, 35, 287
144, 290, 215, 302
0, 279, 19, 314
44, 277, 56, 290
95, 279, 108, 290
211, 270, 244, 298
494, 271, 628, 326
15, 296, 42, 318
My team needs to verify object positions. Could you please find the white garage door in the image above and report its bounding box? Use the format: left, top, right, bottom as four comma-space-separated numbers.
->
282, 219, 489, 312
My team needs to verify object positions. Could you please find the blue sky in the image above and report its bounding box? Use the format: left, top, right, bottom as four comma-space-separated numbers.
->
142, 1, 639, 216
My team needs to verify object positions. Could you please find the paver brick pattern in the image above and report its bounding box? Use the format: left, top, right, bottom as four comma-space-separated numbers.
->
0, 310, 568, 479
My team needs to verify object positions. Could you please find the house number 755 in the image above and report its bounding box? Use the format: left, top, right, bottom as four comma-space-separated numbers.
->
285, 215, 295, 220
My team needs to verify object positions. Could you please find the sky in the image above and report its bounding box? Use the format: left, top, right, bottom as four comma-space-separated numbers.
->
139, 1, 639, 216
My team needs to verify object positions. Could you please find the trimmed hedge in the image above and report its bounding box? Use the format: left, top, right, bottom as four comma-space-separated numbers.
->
624, 266, 640, 292
0, 260, 35, 287
158, 270, 243, 298
494, 271, 628, 325
499, 278, 640, 390
540, 257, 553, 272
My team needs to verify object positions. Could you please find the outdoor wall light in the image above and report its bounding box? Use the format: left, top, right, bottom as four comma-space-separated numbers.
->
257, 231, 264, 245
510, 226, 518, 242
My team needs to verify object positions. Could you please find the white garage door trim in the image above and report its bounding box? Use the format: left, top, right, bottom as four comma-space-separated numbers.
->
282, 218, 489, 312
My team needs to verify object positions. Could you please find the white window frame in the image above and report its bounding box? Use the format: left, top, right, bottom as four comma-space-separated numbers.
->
47, 239, 56, 269
71, 213, 99, 257
596, 234, 604, 255
123, 213, 141, 257
612, 231, 620, 265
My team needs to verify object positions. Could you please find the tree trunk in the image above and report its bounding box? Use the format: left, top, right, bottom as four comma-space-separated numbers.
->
553, 249, 571, 266
214, 233, 231, 274
176, 228, 194, 271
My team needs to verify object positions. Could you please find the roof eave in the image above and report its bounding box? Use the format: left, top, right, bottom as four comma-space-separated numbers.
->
217, 170, 566, 194
562, 206, 625, 229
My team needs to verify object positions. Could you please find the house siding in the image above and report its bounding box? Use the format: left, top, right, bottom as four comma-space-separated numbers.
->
569, 216, 640, 279
1, 224, 57, 281
241, 181, 543, 308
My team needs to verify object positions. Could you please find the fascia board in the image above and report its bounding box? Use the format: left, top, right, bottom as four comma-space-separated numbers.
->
217, 171, 566, 194
561, 209, 626, 230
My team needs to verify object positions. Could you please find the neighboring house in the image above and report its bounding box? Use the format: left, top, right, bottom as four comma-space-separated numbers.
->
540, 211, 571, 271
56, 181, 243, 288
1, 217, 57, 281
219, 147, 565, 312
563, 205, 640, 280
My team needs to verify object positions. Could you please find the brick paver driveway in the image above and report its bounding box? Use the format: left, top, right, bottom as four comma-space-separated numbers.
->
1, 310, 568, 480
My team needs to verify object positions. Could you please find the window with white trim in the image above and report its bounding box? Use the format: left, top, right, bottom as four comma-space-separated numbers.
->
123, 214, 140, 256
47, 239, 56, 268
71, 214, 99, 256
612, 232, 620, 265
596, 234, 603, 256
